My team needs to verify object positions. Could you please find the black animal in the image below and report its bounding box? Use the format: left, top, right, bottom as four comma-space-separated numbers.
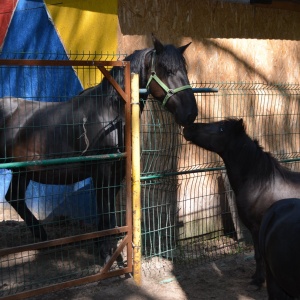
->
259, 198, 300, 299
183, 118, 300, 285
0, 35, 198, 258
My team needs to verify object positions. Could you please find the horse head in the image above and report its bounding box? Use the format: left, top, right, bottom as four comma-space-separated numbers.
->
144, 35, 198, 127
183, 118, 245, 154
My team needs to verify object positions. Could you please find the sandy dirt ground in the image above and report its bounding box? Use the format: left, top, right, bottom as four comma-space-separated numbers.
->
30, 251, 268, 300
1, 204, 267, 300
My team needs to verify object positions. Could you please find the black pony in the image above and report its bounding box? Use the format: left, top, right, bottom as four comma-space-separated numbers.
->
183, 118, 300, 286
259, 198, 300, 299
0, 36, 198, 257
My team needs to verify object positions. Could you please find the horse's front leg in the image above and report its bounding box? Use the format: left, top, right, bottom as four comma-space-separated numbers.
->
95, 183, 119, 261
251, 230, 265, 286
97, 185, 117, 232
6, 171, 48, 241
94, 161, 125, 261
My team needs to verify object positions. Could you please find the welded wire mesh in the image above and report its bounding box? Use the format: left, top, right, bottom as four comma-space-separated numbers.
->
0, 57, 129, 297
1, 69, 300, 293
141, 82, 300, 272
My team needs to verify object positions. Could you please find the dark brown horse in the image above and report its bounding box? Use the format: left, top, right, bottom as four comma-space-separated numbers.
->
0, 35, 198, 258
183, 118, 300, 286
259, 198, 300, 299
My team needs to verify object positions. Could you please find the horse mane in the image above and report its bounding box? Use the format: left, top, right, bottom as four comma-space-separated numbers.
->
126, 44, 188, 86
76, 48, 150, 108
79, 43, 188, 106
158, 44, 188, 73
125, 48, 152, 85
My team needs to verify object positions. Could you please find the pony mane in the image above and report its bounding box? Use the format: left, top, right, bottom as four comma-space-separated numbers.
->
228, 118, 288, 184
224, 118, 246, 135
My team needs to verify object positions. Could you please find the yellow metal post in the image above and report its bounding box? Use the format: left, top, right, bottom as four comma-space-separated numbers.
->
131, 73, 141, 285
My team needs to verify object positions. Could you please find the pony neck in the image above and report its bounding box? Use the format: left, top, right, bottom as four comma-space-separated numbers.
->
221, 134, 277, 195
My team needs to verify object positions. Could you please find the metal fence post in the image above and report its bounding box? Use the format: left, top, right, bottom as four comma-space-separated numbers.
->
131, 73, 142, 285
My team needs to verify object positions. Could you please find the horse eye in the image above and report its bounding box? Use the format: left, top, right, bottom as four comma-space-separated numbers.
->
219, 127, 224, 132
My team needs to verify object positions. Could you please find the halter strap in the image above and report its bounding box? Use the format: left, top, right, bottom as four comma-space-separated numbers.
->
145, 51, 192, 107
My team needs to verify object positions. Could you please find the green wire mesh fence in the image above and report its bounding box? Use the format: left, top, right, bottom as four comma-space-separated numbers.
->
1, 71, 300, 296
140, 82, 300, 271
0, 57, 131, 298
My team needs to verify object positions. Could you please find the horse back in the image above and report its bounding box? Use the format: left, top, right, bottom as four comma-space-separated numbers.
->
259, 198, 300, 299
0, 97, 48, 155
0, 97, 19, 125
0, 96, 123, 162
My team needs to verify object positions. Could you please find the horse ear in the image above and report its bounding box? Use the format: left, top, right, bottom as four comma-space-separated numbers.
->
178, 42, 192, 54
152, 34, 164, 54
237, 118, 245, 132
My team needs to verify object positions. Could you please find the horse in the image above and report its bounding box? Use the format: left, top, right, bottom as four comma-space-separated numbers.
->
183, 118, 300, 286
259, 198, 300, 299
0, 35, 198, 258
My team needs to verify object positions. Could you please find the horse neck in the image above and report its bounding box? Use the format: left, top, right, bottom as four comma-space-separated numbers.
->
126, 48, 153, 113
83, 48, 151, 114
220, 134, 277, 195
126, 48, 151, 85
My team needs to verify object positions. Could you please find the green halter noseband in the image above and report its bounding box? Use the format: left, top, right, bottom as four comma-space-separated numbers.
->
145, 50, 192, 107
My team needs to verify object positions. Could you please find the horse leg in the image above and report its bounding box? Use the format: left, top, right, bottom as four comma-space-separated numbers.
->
251, 230, 265, 286
265, 264, 292, 300
97, 186, 117, 231
94, 160, 125, 261
6, 171, 48, 241
96, 184, 119, 260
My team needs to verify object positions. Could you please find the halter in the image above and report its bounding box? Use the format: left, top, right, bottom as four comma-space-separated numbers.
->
145, 50, 192, 107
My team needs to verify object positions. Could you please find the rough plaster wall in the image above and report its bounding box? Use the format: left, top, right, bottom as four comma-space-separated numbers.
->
118, 0, 300, 84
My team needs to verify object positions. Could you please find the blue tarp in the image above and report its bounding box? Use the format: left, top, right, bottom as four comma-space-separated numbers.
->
0, 0, 83, 101
0, 0, 97, 224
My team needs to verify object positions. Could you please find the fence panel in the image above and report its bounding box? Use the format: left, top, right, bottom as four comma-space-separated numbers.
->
0, 58, 133, 299
140, 82, 300, 271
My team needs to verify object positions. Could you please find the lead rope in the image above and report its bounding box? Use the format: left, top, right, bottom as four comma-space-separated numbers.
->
78, 116, 123, 156
78, 115, 90, 155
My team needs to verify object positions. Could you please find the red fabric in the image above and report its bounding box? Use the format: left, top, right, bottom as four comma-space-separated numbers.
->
0, 0, 18, 47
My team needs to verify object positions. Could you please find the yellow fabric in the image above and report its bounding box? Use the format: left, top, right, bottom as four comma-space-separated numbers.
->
45, 0, 118, 88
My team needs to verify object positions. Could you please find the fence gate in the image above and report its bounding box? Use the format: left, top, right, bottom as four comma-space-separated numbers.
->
0, 58, 133, 299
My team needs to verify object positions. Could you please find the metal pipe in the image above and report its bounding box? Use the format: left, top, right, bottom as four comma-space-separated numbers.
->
139, 87, 218, 95
131, 73, 142, 285
124, 63, 133, 273
0, 153, 126, 169
139, 157, 300, 182
140, 166, 226, 181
